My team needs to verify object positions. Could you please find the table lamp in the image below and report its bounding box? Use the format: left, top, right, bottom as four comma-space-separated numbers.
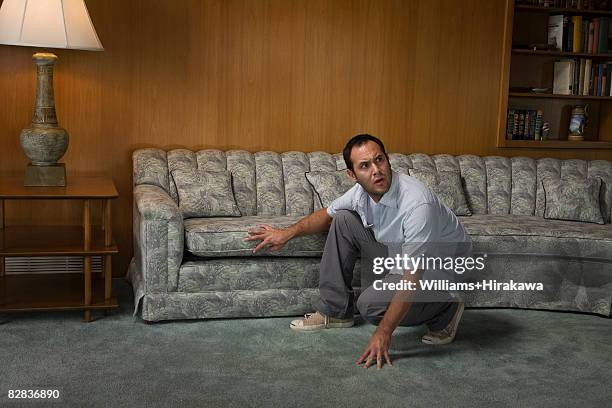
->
0, 0, 103, 186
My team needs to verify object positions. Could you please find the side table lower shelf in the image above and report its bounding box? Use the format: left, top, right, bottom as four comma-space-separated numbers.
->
0, 273, 118, 313
0, 175, 120, 322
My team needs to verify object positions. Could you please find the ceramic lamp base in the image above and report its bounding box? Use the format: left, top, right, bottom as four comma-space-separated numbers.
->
24, 163, 66, 187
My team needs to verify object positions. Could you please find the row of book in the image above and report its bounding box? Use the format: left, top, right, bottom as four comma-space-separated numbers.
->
506, 110, 544, 140
518, 0, 611, 9
553, 59, 612, 95
548, 15, 611, 53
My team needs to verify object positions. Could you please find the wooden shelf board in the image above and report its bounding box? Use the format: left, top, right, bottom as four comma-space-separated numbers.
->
509, 92, 612, 100
0, 273, 118, 312
512, 49, 612, 58
0, 226, 118, 256
515, 5, 612, 16
500, 139, 612, 149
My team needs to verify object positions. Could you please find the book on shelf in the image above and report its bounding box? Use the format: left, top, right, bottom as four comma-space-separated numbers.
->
583, 58, 593, 93
593, 18, 601, 52
599, 16, 609, 52
535, 110, 544, 140
597, 62, 603, 94
554, 59, 574, 94
506, 109, 544, 140
549, 15, 565, 51
591, 60, 596, 92
579, 58, 586, 94
608, 18, 612, 52
588, 19, 595, 52
573, 16, 583, 52
568, 17, 575, 51
552, 57, 612, 95
583, 17, 589, 51
574, 57, 581, 90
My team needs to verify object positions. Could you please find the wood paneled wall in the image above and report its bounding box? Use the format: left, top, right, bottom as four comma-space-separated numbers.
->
0, 0, 610, 274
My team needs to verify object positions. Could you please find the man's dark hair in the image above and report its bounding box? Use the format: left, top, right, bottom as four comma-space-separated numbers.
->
342, 134, 388, 171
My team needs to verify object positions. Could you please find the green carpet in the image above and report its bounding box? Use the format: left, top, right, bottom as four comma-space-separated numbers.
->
1, 279, 611, 408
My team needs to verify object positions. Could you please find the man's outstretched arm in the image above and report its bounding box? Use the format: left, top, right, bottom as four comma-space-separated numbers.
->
244, 208, 332, 253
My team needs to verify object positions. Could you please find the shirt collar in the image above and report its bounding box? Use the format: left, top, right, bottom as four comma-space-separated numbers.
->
357, 170, 399, 209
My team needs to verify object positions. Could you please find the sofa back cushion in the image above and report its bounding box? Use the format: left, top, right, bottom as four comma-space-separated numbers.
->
133, 148, 171, 193
542, 177, 605, 224
133, 148, 612, 223
306, 170, 356, 208
171, 168, 241, 218
510, 157, 538, 216
408, 169, 472, 216
282, 152, 314, 216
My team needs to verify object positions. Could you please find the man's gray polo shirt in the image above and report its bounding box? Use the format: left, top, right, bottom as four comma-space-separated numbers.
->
326, 170, 472, 274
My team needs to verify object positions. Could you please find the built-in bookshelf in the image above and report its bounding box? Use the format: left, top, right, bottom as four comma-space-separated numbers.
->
498, 0, 612, 148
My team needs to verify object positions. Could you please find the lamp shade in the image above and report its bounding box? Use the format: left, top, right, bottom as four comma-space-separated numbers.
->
0, 0, 103, 51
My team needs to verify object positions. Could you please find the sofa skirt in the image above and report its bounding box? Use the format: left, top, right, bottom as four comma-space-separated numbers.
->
127, 254, 612, 322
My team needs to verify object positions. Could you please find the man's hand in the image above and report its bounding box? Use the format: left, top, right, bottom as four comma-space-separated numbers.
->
356, 326, 393, 369
355, 270, 420, 369
243, 224, 293, 253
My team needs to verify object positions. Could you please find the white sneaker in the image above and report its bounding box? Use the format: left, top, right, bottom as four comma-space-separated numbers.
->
421, 302, 464, 345
290, 311, 354, 331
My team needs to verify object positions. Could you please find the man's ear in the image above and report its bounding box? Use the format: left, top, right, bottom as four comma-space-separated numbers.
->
346, 169, 357, 182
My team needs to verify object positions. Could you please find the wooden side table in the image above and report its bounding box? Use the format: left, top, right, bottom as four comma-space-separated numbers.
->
0, 176, 119, 322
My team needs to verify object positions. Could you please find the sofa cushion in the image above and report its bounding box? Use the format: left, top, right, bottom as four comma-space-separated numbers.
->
172, 168, 241, 218
460, 215, 612, 259
305, 170, 355, 208
542, 178, 604, 224
184, 216, 327, 257
408, 169, 472, 216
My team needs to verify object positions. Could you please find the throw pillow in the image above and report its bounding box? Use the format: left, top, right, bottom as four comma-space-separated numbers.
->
542, 177, 604, 224
408, 169, 472, 216
305, 170, 356, 208
171, 168, 242, 218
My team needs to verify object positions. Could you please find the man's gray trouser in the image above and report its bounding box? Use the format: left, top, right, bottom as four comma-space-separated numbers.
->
315, 210, 458, 331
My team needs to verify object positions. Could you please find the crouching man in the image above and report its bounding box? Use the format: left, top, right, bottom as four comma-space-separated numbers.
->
244, 134, 471, 369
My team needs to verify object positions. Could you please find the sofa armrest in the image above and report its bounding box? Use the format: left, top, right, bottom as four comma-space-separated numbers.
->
133, 184, 184, 293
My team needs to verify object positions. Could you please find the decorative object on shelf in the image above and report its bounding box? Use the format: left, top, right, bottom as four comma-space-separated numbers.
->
568, 104, 589, 140
0, 0, 103, 187
542, 122, 551, 140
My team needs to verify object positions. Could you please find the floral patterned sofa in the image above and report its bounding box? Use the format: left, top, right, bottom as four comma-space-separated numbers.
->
127, 148, 612, 322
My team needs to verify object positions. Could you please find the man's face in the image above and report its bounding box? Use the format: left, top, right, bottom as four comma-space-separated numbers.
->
347, 141, 391, 202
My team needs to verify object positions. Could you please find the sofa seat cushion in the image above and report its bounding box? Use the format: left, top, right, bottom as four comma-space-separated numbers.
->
184, 216, 327, 257
460, 215, 612, 259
